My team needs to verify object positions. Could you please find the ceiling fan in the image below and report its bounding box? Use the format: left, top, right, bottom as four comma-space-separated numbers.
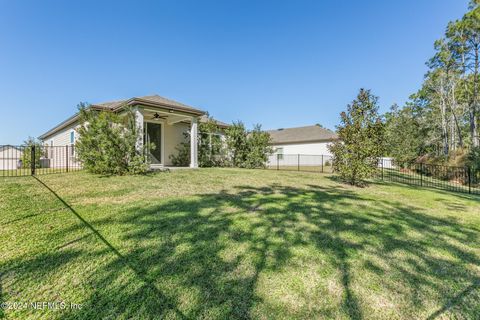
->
152, 113, 165, 120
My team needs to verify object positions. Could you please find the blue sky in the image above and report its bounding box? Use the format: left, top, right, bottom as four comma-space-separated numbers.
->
0, 0, 469, 144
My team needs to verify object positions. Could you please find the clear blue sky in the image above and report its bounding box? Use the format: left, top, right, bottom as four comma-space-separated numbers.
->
0, 0, 469, 144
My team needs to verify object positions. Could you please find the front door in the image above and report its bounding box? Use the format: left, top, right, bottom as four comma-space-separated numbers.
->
144, 122, 162, 164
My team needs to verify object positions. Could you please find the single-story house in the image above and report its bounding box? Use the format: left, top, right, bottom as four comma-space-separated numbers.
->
267, 124, 338, 156
266, 124, 338, 167
0, 145, 23, 170
38, 94, 228, 168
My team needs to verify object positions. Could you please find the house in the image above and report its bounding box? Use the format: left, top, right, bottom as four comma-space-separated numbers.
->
266, 125, 338, 168
0, 145, 23, 170
38, 95, 227, 168
267, 124, 338, 156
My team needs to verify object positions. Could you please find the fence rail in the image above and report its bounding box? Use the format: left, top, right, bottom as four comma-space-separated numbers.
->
0, 145, 82, 177
266, 154, 479, 196
266, 154, 334, 173
378, 158, 479, 195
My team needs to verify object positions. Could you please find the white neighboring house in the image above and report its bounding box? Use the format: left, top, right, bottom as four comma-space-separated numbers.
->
38, 94, 228, 169
0, 145, 23, 170
266, 125, 338, 167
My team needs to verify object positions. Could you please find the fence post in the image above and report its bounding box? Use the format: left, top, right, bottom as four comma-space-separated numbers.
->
381, 158, 384, 181
298, 154, 300, 171
30, 145, 36, 175
66, 145, 69, 172
468, 166, 472, 194
420, 163, 423, 187
321, 155, 324, 173
277, 153, 279, 171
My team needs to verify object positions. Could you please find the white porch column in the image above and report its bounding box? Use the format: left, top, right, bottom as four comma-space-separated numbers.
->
134, 108, 144, 152
190, 117, 199, 168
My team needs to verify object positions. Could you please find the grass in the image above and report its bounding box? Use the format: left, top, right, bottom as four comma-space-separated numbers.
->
382, 168, 480, 195
0, 168, 81, 177
266, 165, 333, 173
1, 168, 479, 319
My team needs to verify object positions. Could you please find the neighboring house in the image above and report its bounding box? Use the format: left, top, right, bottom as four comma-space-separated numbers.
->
267, 124, 338, 156
39, 94, 227, 168
0, 145, 23, 170
266, 124, 338, 168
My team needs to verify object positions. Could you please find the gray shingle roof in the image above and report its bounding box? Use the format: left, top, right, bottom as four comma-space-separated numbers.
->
92, 94, 205, 115
39, 94, 219, 140
199, 115, 230, 128
267, 125, 338, 144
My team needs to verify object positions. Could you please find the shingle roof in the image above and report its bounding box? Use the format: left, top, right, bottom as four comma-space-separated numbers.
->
39, 94, 217, 140
267, 125, 338, 144
92, 94, 205, 115
199, 115, 230, 128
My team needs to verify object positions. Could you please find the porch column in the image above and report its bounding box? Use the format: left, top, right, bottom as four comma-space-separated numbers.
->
134, 108, 144, 152
190, 117, 199, 168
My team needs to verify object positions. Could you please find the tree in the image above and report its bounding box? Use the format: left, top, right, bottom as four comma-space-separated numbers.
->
329, 89, 385, 186
75, 104, 150, 175
384, 104, 424, 164
21, 136, 44, 169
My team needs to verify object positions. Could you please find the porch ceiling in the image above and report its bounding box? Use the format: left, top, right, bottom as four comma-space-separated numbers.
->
141, 108, 195, 125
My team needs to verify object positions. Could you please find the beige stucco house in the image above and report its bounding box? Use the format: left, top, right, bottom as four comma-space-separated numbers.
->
39, 94, 227, 168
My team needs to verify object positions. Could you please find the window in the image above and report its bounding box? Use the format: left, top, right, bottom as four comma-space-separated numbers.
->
70, 131, 75, 144
276, 147, 284, 160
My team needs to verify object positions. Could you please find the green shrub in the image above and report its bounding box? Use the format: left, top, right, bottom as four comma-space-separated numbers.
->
170, 137, 190, 167
243, 124, 273, 169
21, 137, 44, 169
329, 89, 385, 186
171, 120, 272, 169
75, 104, 151, 175
225, 121, 272, 169
466, 147, 480, 181
169, 116, 228, 167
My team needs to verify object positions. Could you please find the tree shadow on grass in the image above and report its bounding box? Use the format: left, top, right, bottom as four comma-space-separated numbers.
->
18, 176, 480, 319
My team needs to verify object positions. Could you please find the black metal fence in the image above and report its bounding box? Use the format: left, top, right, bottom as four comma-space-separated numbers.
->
0, 145, 82, 177
266, 154, 334, 173
378, 158, 479, 195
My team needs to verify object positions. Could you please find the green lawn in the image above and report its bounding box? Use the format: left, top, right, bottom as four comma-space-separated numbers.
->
1, 168, 479, 319
266, 165, 334, 173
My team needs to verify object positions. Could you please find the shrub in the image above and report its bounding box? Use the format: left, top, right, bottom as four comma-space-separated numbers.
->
225, 121, 249, 167
169, 116, 228, 167
75, 104, 151, 175
329, 89, 385, 186
466, 147, 480, 181
225, 121, 272, 168
243, 124, 273, 168
171, 120, 272, 169
170, 137, 190, 167
21, 137, 44, 169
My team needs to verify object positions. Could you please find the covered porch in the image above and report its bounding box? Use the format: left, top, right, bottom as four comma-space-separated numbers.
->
133, 105, 200, 168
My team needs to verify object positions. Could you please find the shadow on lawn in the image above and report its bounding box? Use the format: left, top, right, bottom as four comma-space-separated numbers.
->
23, 176, 480, 319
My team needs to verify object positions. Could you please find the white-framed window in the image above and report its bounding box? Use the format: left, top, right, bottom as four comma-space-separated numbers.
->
70, 131, 75, 144
50, 140, 54, 158
276, 147, 284, 160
